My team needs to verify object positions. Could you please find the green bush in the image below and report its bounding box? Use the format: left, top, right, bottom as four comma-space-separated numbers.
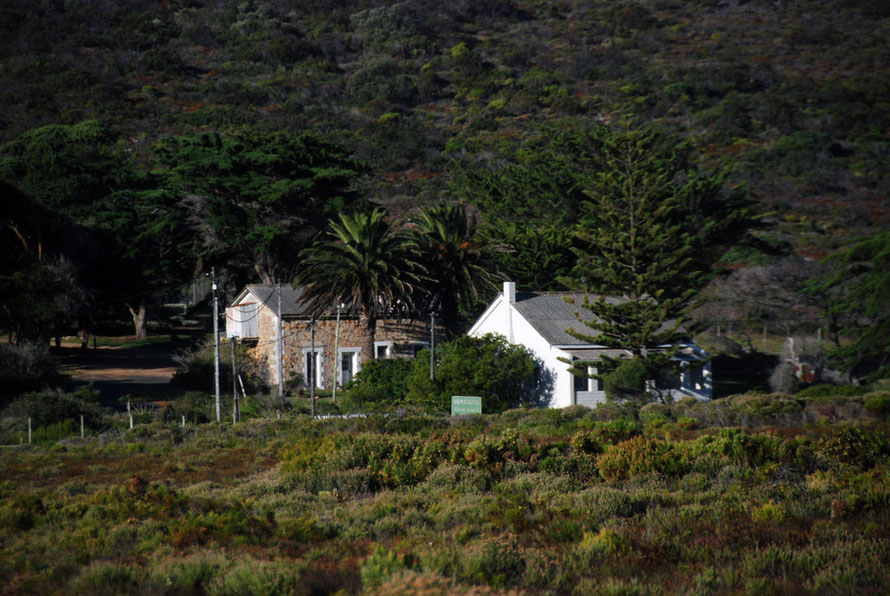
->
361, 546, 418, 588
459, 536, 525, 588
405, 334, 545, 413
596, 436, 684, 480
820, 427, 888, 469
31, 419, 78, 443
68, 561, 139, 594
1, 493, 44, 531
343, 358, 413, 409
569, 419, 640, 454
0, 342, 59, 404
160, 392, 212, 425
148, 554, 223, 594
603, 358, 648, 402
639, 402, 671, 426
5, 387, 108, 431
211, 560, 304, 596
797, 384, 870, 398
863, 392, 890, 416
712, 428, 781, 467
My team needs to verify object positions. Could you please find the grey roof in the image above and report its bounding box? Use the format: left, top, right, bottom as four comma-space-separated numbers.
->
241, 284, 313, 317
512, 292, 623, 346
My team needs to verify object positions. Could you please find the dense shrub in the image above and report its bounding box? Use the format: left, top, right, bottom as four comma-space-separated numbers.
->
797, 384, 870, 398
343, 358, 413, 409
361, 546, 418, 588
160, 392, 212, 424
864, 392, 890, 417
596, 436, 684, 480
638, 402, 671, 426
0, 342, 59, 404
4, 404, 890, 594
603, 358, 647, 402
3, 386, 108, 434
569, 419, 640, 454
711, 428, 782, 467
405, 334, 546, 413
820, 427, 888, 469
458, 536, 525, 588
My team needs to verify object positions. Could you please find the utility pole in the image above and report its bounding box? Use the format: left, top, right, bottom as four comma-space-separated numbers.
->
276, 284, 284, 400
231, 336, 239, 423
332, 303, 342, 401
310, 316, 316, 417
211, 267, 221, 422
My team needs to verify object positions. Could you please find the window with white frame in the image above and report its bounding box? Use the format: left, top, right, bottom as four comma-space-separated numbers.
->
338, 347, 361, 387
302, 348, 324, 389
374, 341, 392, 359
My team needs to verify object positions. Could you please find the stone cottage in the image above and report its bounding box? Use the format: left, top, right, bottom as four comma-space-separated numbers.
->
226, 284, 432, 391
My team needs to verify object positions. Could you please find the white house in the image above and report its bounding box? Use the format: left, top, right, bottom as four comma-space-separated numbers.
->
468, 282, 712, 408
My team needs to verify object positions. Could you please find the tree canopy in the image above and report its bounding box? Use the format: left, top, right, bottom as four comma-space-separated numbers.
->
816, 230, 890, 381
410, 203, 499, 335
564, 126, 750, 381
297, 208, 424, 362
153, 131, 368, 285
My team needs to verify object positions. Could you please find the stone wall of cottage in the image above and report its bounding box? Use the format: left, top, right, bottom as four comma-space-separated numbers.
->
246, 305, 433, 391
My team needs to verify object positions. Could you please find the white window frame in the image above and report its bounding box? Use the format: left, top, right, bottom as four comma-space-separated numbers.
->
302, 347, 324, 389
374, 341, 393, 359
337, 347, 361, 387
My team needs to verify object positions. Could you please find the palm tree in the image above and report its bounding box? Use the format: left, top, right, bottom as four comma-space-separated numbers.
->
298, 208, 423, 362
411, 203, 500, 335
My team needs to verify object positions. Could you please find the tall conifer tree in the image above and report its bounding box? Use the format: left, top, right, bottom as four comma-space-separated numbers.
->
564, 125, 749, 381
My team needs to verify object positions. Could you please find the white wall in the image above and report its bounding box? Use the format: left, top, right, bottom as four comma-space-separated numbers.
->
225, 302, 259, 339
469, 295, 566, 408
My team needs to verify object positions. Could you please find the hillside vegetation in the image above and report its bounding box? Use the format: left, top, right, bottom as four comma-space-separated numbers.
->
2, 0, 888, 234
3, 395, 890, 594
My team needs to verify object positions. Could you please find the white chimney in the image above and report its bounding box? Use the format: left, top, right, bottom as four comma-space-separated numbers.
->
504, 281, 516, 304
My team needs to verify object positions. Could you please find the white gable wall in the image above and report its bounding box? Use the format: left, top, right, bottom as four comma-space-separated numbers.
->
469, 290, 578, 408
226, 288, 262, 339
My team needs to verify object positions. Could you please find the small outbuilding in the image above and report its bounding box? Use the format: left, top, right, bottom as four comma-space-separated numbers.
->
468, 282, 712, 408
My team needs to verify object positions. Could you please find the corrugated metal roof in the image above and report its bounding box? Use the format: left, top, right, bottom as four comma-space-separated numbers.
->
243, 284, 313, 317
512, 292, 623, 346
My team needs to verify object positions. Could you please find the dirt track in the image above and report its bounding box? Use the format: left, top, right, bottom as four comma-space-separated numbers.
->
57, 343, 180, 402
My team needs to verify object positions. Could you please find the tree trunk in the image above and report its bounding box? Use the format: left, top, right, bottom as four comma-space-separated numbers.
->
359, 307, 376, 364
255, 261, 274, 285
127, 302, 147, 340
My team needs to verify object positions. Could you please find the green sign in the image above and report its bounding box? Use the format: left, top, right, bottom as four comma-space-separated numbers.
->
451, 395, 482, 415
